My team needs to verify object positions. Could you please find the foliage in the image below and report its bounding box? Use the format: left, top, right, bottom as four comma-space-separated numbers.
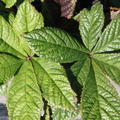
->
25, 2, 120, 120
0, 0, 120, 120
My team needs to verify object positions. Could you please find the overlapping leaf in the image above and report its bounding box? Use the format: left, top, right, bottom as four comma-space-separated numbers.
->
31, 58, 76, 110
0, 16, 29, 56
7, 61, 43, 120
0, 1, 50, 120
0, 1, 120, 120
24, 27, 87, 63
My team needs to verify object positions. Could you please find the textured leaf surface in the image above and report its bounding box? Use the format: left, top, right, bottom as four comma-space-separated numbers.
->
7, 61, 43, 120
81, 61, 120, 120
31, 58, 76, 110
9, 12, 15, 25
71, 57, 90, 86
0, 54, 23, 85
79, 2, 104, 50
0, 16, 30, 56
0, 39, 24, 58
93, 15, 120, 53
93, 53, 120, 85
52, 107, 77, 120
13, 0, 44, 34
53, 0, 77, 19
25, 27, 87, 63
2, 0, 16, 8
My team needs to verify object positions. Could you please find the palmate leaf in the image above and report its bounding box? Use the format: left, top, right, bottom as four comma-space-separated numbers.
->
7, 61, 43, 120
2, 0, 17, 8
31, 58, 76, 110
0, 54, 23, 86
0, 1, 47, 120
79, 2, 104, 51
13, 0, 44, 34
24, 27, 88, 63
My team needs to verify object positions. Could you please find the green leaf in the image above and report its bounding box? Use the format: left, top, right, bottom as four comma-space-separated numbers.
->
0, 54, 23, 86
25, 27, 87, 63
2, 0, 16, 8
71, 56, 91, 86
13, 0, 44, 34
0, 16, 30, 56
93, 53, 120, 85
31, 58, 76, 110
52, 107, 78, 120
0, 84, 7, 96
0, 39, 24, 58
79, 2, 104, 50
81, 61, 120, 119
9, 12, 15, 25
7, 61, 43, 120
45, 106, 51, 120
93, 15, 120, 53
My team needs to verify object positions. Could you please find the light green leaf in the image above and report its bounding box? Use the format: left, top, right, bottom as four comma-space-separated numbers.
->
25, 27, 87, 63
0, 84, 7, 96
0, 16, 30, 56
9, 12, 15, 25
0, 54, 23, 85
31, 58, 76, 110
13, 0, 44, 34
2, 0, 16, 8
93, 15, 120, 53
7, 61, 43, 120
71, 56, 90, 86
93, 53, 120, 85
79, 2, 104, 50
0, 39, 24, 58
45, 106, 50, 120
81, 61, 120, 120
52, 107, 78, 120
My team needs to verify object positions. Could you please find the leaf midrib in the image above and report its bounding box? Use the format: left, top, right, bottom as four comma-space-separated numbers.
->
29, 38, 87, 54
31, 58, 75, 110
93, 59, 120, 115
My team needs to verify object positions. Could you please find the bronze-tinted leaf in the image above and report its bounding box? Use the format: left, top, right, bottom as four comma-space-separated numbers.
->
53, 0, 77, 19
